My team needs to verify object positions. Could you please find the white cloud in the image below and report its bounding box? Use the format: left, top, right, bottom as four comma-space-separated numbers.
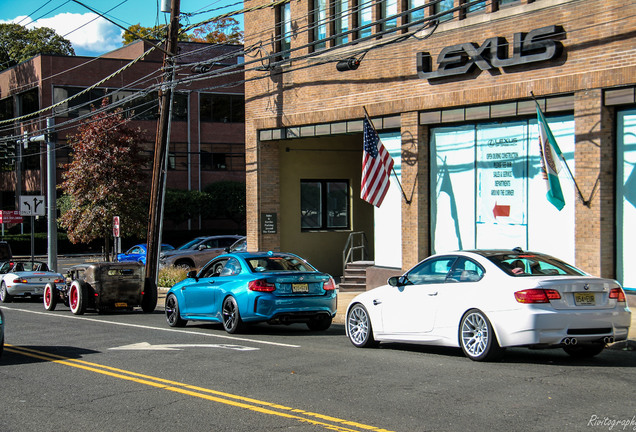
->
8, 12, 123, 56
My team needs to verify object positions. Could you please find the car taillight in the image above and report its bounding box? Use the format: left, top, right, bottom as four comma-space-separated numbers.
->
13, 278, 27, 284
609, 288, 626, 302
54, 278, 64, 284
249, 279, 276, 292
514, 289, 561, 303
323, 277, 336, 291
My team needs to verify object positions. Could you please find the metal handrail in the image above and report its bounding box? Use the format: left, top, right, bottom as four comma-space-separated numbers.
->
342, 231, 369, 274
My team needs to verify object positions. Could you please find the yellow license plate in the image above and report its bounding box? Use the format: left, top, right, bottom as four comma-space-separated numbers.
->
292, 283, 309, 293
115, 302, 128, 308
574, 292, 595, 306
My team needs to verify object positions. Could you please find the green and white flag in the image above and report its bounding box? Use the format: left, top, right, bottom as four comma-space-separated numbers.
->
537, 106, 565, 211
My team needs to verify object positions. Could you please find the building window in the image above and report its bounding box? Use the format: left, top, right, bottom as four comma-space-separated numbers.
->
53, 86, 105, 118
0, 97, 13, 121
18, 88, 39, 117
201, 152, 228, 171
301, 180, 350, 230
200, 94, 245, 123
171, 93, 188, 122
435, 0, 454, 21
381, 0, 398, 32
357, 0, 373, 39
334, 0, 350, 45
463, 0, 486, 15
277, 2, 292, 59
313, 0, 328, 51
408, 0, 425, 25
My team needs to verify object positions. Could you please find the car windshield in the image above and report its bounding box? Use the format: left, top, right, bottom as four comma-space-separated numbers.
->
484, 253, 585, 277
177, 238, 204, 250
247, 256, 315, 273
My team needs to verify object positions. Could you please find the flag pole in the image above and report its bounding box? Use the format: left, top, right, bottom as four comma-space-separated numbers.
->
530, 92, 589, 206
362, 106, 411, 204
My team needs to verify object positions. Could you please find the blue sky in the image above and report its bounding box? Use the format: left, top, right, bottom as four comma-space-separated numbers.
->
0, 0, 243, 56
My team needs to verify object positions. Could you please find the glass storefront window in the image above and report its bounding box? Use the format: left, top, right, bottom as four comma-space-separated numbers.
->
617, 109, 636, 291
430, 116, 575, 263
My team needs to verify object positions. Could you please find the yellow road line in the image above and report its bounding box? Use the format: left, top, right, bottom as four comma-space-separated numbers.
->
5, 344, 394, 432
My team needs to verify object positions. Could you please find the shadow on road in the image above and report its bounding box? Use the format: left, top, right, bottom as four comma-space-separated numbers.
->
0, 345, 101, 367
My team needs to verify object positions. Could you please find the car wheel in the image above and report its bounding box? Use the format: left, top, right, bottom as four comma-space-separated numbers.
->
175, 261, 193, 270
347, 303, 377, 348
459, 309, 503, 362
307, 315, 332, 331
222, 296, 243, 334
0, 282, 13, 303
69, 281, 87, 315
141, 279, 158, 313
165, 294, 187, 327
43, 284, 58, 311
563, 343, 605, 358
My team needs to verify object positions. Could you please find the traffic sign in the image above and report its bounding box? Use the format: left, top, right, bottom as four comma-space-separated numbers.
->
113, 216, 120, 237
0, 210, 23, 224
19, 195, 45, 216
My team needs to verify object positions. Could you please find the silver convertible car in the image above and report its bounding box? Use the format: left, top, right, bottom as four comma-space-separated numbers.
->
0, 260, 65, 302
346, 249, 631, 361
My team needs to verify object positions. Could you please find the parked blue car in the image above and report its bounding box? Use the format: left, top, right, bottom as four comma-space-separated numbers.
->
117, 244, 174, 265
165, 251, 337, 333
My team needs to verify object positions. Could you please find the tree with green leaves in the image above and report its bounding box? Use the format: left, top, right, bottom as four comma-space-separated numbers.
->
59, 99, 148, 259
0, 23, 74, 71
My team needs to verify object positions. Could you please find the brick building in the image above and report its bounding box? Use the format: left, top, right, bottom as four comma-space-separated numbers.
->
0, 40, 245, 232
243, 0, 636, 291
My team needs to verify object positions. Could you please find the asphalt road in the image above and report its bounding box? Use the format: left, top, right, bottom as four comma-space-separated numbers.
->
1, 294, 635, 432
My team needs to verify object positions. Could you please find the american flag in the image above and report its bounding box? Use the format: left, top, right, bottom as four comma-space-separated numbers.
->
361, 116, 394, 207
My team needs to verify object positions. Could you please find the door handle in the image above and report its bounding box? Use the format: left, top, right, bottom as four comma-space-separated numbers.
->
428, 292, 438, 296
373, 299, 382, 305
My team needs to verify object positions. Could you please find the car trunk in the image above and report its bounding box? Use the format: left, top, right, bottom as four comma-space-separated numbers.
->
537, 278, 621, 310
264, 273, 331, 296
87, 264, 145, 305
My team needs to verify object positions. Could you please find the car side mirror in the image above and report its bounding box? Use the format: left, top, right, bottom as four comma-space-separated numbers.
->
388, 275, 408, 287
198, 245, 206, 251
187, 270, 198, 281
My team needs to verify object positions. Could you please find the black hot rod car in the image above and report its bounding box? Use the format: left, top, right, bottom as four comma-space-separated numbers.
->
43, 262, 157, 314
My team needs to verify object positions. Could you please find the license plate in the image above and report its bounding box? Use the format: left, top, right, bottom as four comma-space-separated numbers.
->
115, 302, 128, 308
292, 283, 309, 293
574, 292, 595, 306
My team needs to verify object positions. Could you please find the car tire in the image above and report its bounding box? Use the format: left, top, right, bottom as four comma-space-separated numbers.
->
165, 294, 187, 327
69, 281, 87, 315
307, 315, 332, 331
141, 279, 158, 313
346, 303, 377, 348
222, 296, 243, 334
175, 261, 193, 270
459, 309, 503, 362
43, 283, 58, 311
0, 282, 13, 303
563, 343, 605, 358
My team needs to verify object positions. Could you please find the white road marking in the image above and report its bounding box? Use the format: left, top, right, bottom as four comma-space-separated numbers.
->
110, 342, 259, 351
0, 306, 301, 348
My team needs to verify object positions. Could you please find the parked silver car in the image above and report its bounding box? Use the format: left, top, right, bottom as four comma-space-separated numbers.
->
159, 235, 244, 270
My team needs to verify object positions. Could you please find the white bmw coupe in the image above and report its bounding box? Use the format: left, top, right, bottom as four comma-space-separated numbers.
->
346, 249, 631, 361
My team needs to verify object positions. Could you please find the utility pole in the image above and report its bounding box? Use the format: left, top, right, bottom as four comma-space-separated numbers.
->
46, 118, 58, 272
145, 0, 181, 300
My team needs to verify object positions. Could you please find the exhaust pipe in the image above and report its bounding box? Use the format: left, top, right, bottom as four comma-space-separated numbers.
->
603, 336, 615, 344
562, 337, 578, 345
